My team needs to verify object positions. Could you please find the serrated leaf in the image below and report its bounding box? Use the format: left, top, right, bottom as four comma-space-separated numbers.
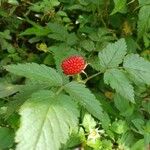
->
47, 22, 68, 41
137, 5, 150, 40
104, 69, 134, 102
111, 0, 127, 15
98, 38, 127, 71
15, 90, 79, 150
4, 63, 63, 86
80, 39, 95, 51
64, 82, 108, 125
66, 33, 78, 46
47, 23, 77, 45
123, 54, 150, 85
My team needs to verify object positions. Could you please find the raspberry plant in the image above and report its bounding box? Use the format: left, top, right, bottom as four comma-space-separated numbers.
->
0, 0, 150, 150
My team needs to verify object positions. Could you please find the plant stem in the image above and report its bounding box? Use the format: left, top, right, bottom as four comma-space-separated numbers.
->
84, 72, 102, 83
56, 86, 64, 95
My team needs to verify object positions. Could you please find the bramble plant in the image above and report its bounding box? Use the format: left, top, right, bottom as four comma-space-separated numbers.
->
0, 0, 150, 150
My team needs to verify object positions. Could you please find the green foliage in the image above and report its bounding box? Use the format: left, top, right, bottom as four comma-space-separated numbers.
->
29, 0, 60, 13
16, 90, 79, 150
0, 0, 150, 149
0, 127, 14, 149
114, 94, 134, 116
5, 82, 49, 118
137, 5, 150, 47
64, 82, 110, 129
111, 0, 127, 15
111, 120, 128, 134
4, 63, 63, 86
104, 69, 134, 102
98, 38, 127, 71
0, 83, 22, 98
123, 54, 150, 85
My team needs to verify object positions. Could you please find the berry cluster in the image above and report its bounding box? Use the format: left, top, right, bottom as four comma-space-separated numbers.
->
61, 55, 86, 75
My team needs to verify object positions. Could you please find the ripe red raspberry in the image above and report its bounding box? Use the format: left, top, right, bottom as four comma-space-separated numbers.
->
61, 55, 86, 75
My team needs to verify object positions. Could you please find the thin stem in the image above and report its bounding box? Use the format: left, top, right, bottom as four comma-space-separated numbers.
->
84, 72, 102, 83
56, 86, 64, 95
127, 0, 135, 5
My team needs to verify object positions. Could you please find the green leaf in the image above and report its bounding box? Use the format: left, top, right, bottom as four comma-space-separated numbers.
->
64, 82, 110, 128
137, 5, 150, 40
20, 26, 50, 36
29, 0, 60, 13
104, 69, 134, 102
132, 119, 144, 133
89, 56, 101, 71
0, 30, 11, 40
15, 90, 79, 150
5, 83, 48, 118
118, 132, 135, 149
111, 120, 128, 134
80, 39, 95, 51
138, 0, 150, 5
94, 92, 118, 117
0, 83, 22, 98
4, 63, 63, 86
98, 38, 127, 71
47, 23, 77, 45
82, 113, 96, 132
47, 22, 68, 41
144, 121, 150, 146
61, 128, 85, 150
0, 127, 14, 149
131, 139, 145, 150
111, 0, 127, 15
144, 132, 150, 146
142, 101, 150, 114
123, 54, 150, 85
125, 37, 137, 53
114, 94, 134, 116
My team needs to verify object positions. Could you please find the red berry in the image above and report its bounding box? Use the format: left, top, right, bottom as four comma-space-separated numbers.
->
61, 55, 86, 75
